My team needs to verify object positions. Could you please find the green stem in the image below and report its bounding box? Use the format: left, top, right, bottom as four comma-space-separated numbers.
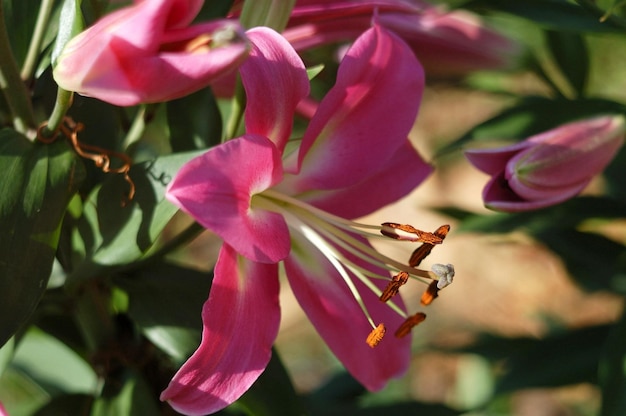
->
75, 280, 115, 352
224, 79, 246, 142
40, 87, 74, 137
121, 105, 149, 150
0, 3, 37, 136
21, 0, 55, 81
141, 221, 205, 263
240, 0, 296, 31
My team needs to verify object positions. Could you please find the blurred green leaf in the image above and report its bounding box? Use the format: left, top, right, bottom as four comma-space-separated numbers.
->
454, 197, 626, 234
235, 349, 305, 416
438, 97, 626, 156
167, 88, 222, 152
599, 307, 626, 416
0, 129, 84, 347
51, 0, 84, 65
2, 0, 42, 65
71, 150, 203, 277
0, 337, 14, 377
604, 144, 626, 204
545, 29, 589, 96
91, 369, 159, 416
491, 325, 610, 393
533, 228, 625, 293
10, 327, 97, 396
0, 366, 50, 416
33, 393, 93, 416
463, 0, 626, 32
114, 261, 212, 364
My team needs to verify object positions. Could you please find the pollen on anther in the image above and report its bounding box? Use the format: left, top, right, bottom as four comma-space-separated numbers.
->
366, 323, 386, 348
395, 312, 426, 338
409, 225, 450, 267
380, 272, 409, 302
380, 223, 443, 244
420, 280, 439, 306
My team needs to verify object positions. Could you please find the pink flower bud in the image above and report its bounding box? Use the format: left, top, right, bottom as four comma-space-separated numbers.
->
465, 115, 625, 212
53, 0, 250, 106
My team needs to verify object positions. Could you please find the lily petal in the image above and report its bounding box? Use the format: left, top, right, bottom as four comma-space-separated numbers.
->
284, 231, 411, 390
482, 173, 586, 212
288, 140, 432, 218
289, 24, 424, 190
54, 0, 249, 106
166, 134, 291, 263
241, 27, 310, 152
464, 141, 531, 176
161, 244, 281, 416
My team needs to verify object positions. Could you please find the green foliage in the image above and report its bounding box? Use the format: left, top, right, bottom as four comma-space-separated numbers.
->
2, 0, 626, 415
0, 130, 84, 348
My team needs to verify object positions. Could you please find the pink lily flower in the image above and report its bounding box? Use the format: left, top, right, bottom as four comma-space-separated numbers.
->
53, 0, 250, 106
0, 403, 6, 416
465, 115, 625, 212
162, 24, 440, 415
282, 0, 520, 75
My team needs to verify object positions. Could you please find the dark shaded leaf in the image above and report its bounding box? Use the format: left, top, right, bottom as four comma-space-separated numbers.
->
113, 261, 212, 364
0, 130, 84, 347
485, 325, 611, 393
462, 0, 626, 32
455, 197, 626, 234
71, 150, 203, 277
2, 0, 45, 65
91, 368, 160, 416
34, 393, 93, 416
236, 349, 305, 416
545, 30, 589, 96
311, 401, 461, 416
167, 88, 222, 152
533, 229, 626, 293
599, 307, 626, 416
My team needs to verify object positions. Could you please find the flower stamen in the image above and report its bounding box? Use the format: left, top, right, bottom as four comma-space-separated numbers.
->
366, 323, 386, 348
420, 280, 439, 306
409, 225, 450, 267
395, 312, 427, 338
379, 271, 409, 302
381, 222, 443, 244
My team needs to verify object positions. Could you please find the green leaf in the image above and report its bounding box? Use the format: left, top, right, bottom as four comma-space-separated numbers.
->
491, 325, 610, 393
10, 327, 96, 396
599, 308, 626, 416
91, 369, 160, 416
33, 393, 93, 416
51, 0, 84, 65
545, 29, 589, 96
71, 150, 203, 276
462, 0, 626, 32
2, 0, 41, 65
113, 261, 212, 364
0, 336, 14, 377
438, 97, 626, 156
167, 88, 222, 152
0, 129, 84, 347
532, 228, 625, 293
236, 349, 305, 416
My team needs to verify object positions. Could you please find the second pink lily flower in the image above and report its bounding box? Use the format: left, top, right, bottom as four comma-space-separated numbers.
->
465, 115, 625, 212
53, 0, 250, 106
162, 23, 433, 415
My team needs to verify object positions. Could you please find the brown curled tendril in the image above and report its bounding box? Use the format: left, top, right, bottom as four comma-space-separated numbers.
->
37, 117, 135, 206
